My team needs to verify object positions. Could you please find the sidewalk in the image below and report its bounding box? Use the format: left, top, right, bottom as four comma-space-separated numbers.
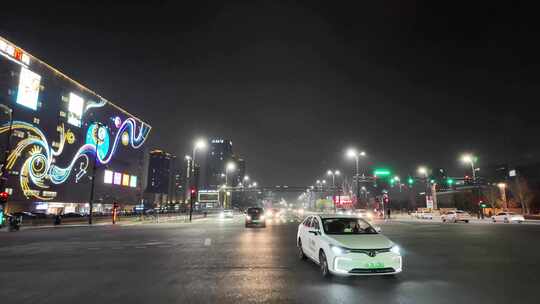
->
0, 213, 209, 232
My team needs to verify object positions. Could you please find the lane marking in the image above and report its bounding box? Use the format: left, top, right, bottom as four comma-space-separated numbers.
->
204, 238, 212, 246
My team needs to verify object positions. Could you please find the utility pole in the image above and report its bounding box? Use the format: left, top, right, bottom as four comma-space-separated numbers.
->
88, 122, 104, 225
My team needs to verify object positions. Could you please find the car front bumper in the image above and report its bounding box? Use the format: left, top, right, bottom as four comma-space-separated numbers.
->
331, 252, 402, 275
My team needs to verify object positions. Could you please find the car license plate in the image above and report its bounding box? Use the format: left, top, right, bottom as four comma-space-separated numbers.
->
365, 262, 385, 269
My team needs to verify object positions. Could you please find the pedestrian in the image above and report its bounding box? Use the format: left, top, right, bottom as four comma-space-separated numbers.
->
387, 208, 391, 219
54, 213, 62, 226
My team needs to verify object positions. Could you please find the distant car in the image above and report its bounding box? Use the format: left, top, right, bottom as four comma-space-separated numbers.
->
62, 212, 84, 218
220, 209, 234, 218
492, 212, 524, 223
12, 212, 37, 220
337, 209, 353, 215
245, 207, 266, 227
355, 209, 374, 219
297, 214, 402, 277
441, 210, 471, 223
417, 212, 433, 220
30, 212, 49, 219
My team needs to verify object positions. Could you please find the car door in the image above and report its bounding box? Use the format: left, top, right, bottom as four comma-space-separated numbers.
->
300, 217, 312, 256
307, 217, 322, 261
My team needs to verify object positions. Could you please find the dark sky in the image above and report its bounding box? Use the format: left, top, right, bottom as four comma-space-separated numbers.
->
2, 1, 539, 186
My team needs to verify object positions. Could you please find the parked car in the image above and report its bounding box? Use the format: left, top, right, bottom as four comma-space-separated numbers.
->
441, 210, 471, 223
491, 212, 524, 223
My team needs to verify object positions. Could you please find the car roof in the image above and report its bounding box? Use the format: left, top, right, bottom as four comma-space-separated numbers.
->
316, 214, 361, 219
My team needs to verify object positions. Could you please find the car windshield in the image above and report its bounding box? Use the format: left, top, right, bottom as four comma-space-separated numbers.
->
247, 208, 262, 215
322, 218, 378, 235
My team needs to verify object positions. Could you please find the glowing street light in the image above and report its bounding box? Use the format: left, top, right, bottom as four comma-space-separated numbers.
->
243, 175, 250, 181
346, 148, 367, 208
460, 153, 478, 181
417, 166, 428, 177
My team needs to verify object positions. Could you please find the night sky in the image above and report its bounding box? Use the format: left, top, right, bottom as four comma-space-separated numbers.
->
2, 1, 539, 186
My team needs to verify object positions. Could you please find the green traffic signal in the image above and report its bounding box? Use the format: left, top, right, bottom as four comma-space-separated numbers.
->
447, 178, 454, 186
407, 177, 414, 185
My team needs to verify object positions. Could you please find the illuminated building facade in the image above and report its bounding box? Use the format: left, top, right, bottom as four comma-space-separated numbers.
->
0, 36, 151, 213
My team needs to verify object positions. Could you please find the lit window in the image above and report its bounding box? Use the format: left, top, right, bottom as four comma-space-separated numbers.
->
113, 172, 122, 185
130, 175, 137, 188
16, 67, 41, 110
122, 174, 130, 186
104, 170, 113, 184
67, 92, 84, 127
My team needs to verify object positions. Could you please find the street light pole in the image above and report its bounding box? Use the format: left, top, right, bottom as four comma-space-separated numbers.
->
347, 148, 365, 209
88, 122, 105, 225
189, 139, 207, 222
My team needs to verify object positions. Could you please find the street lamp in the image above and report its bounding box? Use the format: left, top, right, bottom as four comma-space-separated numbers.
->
461, 153, 478, 181
327, 170, 341, 213
188, 138, 207, 222
417, 166, 428, 177
346, 148, 366, 208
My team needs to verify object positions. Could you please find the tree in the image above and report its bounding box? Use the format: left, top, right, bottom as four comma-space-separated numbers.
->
482, 184, 501, 210
509, 176, 535, 214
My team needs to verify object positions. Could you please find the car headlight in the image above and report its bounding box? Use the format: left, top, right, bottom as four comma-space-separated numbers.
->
330, 245, 350, 255
260, 215, 265, 220
390, 245, 401, 255
246, 215, 251, 220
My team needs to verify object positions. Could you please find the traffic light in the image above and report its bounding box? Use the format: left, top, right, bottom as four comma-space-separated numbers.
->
446, 178, 454, 186
190, 187, 197, 201
407, 177, 414, 185
0, 191, 8, 204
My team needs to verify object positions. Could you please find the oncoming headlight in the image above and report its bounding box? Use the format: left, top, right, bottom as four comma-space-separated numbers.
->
330, 245, 350, 255
390, 245, 401, 255
246, 215, 251, 220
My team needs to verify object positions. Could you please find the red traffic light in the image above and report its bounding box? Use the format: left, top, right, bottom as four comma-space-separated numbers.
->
190, 187, 197, 194
0, 191, 8, 203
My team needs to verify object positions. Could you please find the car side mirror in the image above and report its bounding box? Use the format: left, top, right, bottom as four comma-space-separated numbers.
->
374, 226, 382, 233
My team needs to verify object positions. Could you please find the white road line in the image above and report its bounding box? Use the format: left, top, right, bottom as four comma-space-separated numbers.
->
87, 247, 101, 250
204, 238, 212, 246
135, 246, 147, 249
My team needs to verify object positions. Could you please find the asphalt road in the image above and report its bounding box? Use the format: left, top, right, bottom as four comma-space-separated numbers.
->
1, 215, 539, 304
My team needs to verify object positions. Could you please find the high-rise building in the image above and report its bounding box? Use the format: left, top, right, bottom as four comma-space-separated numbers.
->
205, 138, 233, 189
145, 150, 175, 206
235, 157, 246, 186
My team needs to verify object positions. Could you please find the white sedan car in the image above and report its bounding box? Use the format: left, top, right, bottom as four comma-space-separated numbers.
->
441, 210, 471, 223
491, 212, 525, 223
297, 215, 402, 277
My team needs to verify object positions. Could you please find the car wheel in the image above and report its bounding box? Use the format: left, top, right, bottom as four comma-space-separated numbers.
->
465, 220, 469, 223
492, 218, 496, 222
518, 221, 523, 224
454, 218, 458, 223
504, 218, 509, 223
442, 218, 446, 222
298, 239, 307, 260
319, 250, 332, 278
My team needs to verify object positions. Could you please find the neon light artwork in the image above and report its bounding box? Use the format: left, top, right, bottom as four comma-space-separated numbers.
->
0, 118, 150, 200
